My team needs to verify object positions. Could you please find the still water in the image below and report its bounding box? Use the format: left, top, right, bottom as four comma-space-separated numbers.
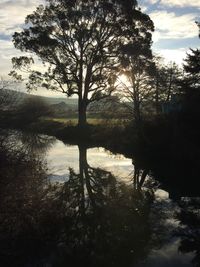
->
0, 130, 199, 267
46, 141, 133, 183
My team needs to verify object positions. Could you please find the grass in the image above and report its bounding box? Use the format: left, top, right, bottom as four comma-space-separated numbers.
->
42, 116, 127, 126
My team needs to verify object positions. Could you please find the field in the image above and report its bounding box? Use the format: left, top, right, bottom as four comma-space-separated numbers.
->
43, 117, 127, 126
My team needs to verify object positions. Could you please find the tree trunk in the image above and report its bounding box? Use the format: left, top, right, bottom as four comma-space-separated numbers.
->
79, 145, 86, 216
78, 99, 87, 128
134, 98, 141, 127
155, 77, 160, 115
79, 145, 96, 209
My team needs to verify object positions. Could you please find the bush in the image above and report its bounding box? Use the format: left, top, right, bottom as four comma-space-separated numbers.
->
17, 97, 52, 124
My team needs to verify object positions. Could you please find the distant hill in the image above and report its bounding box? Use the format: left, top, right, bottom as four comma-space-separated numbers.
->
51, 101, 77, 117
0, 89, 78, 110
40, 96, 78, 109
0, 89, 129, 119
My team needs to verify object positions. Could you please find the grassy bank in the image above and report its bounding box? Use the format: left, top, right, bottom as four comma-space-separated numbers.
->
1, 110, 200, 197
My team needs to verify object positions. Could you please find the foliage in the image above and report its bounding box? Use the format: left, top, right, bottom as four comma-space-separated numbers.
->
182, 48, 200, 91
0, 77, 22, 110
17, 97, 52, 124
178, 47, 200, 117
118, 17, 154, 123
154, 61, 182, 100
10, 0, 154, 126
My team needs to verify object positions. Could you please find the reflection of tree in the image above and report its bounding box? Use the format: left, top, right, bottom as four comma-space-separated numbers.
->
18, 131, 56, 156
0, 130, 55, 165
51, 145, 157, 267
176, 198, 200, 267
132, 162, 150, 191
0, 131, 51, 266
0, 138, 162, 267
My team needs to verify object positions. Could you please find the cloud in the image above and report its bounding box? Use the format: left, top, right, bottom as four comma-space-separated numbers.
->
142, 0, 200, 7
143, 0, 159, 4
160, 0, 200, 8
154, 48, 187, 65
0, 0, 43, 36
150, 11, 199, 42
0, 40, 15, 75
0, 0, 43, 76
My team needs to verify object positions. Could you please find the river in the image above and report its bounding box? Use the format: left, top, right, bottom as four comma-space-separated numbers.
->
0, 130, 199, 267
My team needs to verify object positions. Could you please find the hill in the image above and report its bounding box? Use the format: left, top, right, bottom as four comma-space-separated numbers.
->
0, 89, 78, 110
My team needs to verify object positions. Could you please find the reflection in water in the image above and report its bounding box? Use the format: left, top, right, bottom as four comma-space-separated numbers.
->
46, 141, 134, 183
19, 131, 56, 155
53, 145, 156, 267
0, 130, 52, 267
0, 131, 199, 267
176, 198, 200, 267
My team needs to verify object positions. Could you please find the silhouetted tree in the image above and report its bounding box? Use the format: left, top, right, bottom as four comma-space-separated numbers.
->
182, 49, 200, 91
10, 0, 153, 128
0, 77, 21, 111
153, 60, 182, 114
118, 19, 154, 125
180, 20, 200, 93
177, 47, 200, 119
17, 97, 52, 124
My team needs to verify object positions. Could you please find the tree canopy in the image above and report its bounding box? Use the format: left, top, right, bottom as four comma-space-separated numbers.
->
11, 0, 154, 127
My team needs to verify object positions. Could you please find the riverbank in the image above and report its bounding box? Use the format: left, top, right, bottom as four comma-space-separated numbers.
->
1, 110, 200, 197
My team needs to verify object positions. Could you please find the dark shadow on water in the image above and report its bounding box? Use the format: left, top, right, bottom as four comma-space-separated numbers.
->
0, 130, 199, 267
176, 198, 200, 267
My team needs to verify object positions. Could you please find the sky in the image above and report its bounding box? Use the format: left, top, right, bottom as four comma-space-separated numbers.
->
0, 0, 199, 96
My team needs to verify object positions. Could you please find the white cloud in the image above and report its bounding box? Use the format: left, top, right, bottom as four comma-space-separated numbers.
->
154, 48, 187, 65
0, 0, 43, 75
142, 0, 200, 7
0, 0, 43, 36
146, 0, 159, 4
140, 0, 159, 4
160, 0, 200, 8
139, 5, 148, 12
0, 40, 17, 75
150, 11, 199, 42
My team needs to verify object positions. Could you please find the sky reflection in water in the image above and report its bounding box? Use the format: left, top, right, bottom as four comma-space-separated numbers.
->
44, 138, 196, 267
46, 139, 133, 183
0, 131, 199, 267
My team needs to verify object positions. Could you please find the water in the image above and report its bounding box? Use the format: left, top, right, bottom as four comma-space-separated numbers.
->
46, 140, 133, 183
0, 130, 199, 267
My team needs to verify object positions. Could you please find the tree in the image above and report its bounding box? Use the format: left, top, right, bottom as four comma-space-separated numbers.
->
115, 6, 154, 125
17, 97, 52, 124
182, 48, 200, 90
178, 48, 200, 117
119, 42, 154, 125
10, 0, 153, 128
179, 21, 200, 111
153, 60, 182, 114
0, 77, 21, 111
180, 21, 200, 92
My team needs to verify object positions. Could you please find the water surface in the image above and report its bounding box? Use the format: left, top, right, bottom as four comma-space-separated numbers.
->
0, 130, 199, 267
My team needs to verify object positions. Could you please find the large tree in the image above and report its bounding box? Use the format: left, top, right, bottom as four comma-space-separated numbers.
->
180, 22, 200, 92
11, 0, 153, 127
153, 60, 182, 114
119, 41, 154, 124
182, 48, 200, 90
